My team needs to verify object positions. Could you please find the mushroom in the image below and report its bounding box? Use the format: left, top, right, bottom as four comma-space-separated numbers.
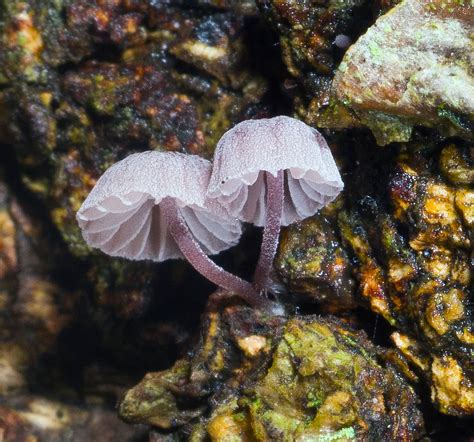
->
207, 116, 344, 292
77, 151, 263, 306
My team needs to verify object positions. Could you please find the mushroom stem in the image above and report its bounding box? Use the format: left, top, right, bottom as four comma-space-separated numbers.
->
161, 198, 267, 308
254, 170, 284, 292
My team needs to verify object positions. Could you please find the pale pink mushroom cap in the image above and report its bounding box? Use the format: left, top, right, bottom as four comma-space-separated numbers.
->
77, 151, 242, 261
207, 116, 344, 226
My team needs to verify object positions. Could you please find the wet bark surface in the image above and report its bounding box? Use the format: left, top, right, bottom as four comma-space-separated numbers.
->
0, 0, 472, 440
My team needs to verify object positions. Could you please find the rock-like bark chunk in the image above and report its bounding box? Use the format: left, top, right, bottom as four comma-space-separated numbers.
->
329, 0, 474, 144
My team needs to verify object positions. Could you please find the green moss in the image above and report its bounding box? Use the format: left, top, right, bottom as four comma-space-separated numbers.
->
243, 317, 422, 439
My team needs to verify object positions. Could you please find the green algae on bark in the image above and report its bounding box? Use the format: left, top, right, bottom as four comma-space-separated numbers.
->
245, 317, 423, 440
119, 304, 425, 440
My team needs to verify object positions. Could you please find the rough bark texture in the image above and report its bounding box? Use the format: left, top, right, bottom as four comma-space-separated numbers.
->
0, 0, 472, 440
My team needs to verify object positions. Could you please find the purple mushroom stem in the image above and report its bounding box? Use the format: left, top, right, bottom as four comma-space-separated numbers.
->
254, 170, 284, 293
160, 197, 269, 309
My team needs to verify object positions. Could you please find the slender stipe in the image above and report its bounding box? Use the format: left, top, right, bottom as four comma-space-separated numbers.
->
254, 170, 284, 293
161, 197, 269, 309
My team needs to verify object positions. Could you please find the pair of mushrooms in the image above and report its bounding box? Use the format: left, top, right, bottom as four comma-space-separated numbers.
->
77, 116, 343, 308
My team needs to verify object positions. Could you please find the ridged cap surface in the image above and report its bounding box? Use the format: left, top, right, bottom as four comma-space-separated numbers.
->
208, 116, 344, 226
77, 151, 242, 261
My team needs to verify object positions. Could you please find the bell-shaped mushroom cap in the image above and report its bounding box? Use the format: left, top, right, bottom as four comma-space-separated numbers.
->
207, 116, 344, 226
77, 151, 242, 261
